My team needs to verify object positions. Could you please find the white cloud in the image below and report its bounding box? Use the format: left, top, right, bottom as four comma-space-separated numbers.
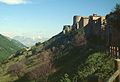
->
0, 0, 29, 5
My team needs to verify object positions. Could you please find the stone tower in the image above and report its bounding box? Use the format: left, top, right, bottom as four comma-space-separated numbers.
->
73, 16, 81, 29
63, 25, 72, 34
79, 16, 89, 28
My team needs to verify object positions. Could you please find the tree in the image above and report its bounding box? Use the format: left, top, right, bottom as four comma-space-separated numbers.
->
35, 42, 41, 46
106, 4, 120, 46
25, 52, 54, 82
106, 4, 120, 29
26, 61, 53, 82
8, 63, 25, 78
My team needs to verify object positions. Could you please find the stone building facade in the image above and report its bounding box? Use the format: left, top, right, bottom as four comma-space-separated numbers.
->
63, 25, 72, 34
63, 14, 106, 34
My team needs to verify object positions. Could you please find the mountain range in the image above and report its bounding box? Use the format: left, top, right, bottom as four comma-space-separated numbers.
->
13, 36, 48, 47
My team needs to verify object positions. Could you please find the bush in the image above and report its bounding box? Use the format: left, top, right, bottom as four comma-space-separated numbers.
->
60, 73, 72, 82
77, 53, 114, 82
25, 53, 53, 82
8, 62, 25, 78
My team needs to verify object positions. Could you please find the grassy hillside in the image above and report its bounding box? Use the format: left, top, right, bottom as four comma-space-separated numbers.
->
0, 3, 120, 82
0, 34, 25, 62
0, 27, 115, 82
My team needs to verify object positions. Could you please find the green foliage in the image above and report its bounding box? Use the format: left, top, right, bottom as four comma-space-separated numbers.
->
0, 34, 25, 62
35, 42, 42, 46
78, 53, 115, 82
60, 73, 72, 82
0, 24, 115, 82
106, 4, 120, 29
114, 3, 120, 11
0, 4, 119, 82
106, 3, 120, 46
15, 48, 27, 56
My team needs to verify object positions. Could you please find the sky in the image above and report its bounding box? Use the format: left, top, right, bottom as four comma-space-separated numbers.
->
0, 0, 120, 39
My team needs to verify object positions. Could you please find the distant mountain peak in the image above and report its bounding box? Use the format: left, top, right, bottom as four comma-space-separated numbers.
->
13, 36, 48, 47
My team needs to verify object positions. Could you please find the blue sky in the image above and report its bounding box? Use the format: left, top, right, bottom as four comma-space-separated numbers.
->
0, 0, 119, 38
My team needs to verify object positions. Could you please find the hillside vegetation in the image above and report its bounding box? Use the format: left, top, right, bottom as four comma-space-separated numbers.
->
0, 34, 25, 62
0, 4, 120, 82
0, 28, 115, 82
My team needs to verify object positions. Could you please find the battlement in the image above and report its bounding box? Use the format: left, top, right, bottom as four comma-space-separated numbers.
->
62, 14, 106, 34
82, 16, 89, 19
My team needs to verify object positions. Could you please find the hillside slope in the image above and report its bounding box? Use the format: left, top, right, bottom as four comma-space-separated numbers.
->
0, 34, 25, 62
0, 28, 115, 82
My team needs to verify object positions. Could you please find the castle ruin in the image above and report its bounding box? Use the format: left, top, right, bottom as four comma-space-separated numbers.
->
63, 25, 72, 34
62, 14, 106, 35
62, 14, 120, 58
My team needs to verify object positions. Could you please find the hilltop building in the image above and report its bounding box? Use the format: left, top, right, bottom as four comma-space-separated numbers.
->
63, 25, 72, 34
62, 14, 106, 35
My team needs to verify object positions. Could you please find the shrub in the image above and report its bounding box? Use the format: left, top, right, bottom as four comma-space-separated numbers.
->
8, 62, 25, 78
25, 53, 54, 82
60, 73, 72, 82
